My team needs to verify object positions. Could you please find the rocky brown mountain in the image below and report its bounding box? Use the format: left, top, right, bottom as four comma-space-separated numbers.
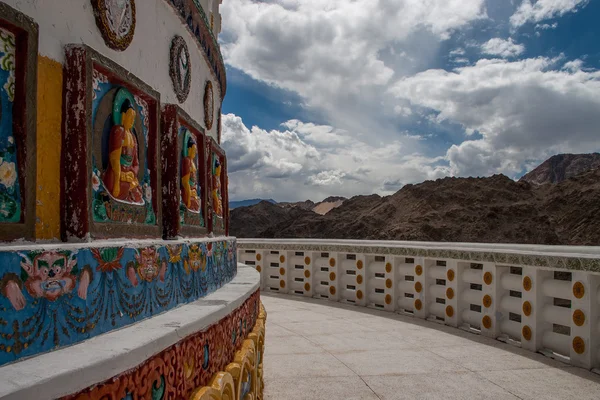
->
231, 155, 600, 245
520, 153, 600, 185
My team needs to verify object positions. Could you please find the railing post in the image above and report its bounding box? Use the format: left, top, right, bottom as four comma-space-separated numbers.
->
328, 252, 340, 302
355, 254, 367, 306
521, 267, 546, 353
303, 252, 314, 298
414, 257, 428, 319
445, 260, 459, 328
481, 262, 500, 338
384, 256, 396, 312
570, 271, 597, 369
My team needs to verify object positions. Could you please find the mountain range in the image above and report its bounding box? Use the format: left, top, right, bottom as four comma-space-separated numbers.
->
230, 153, 600, 245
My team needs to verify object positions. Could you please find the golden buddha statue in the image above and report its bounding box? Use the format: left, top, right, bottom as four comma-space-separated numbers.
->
181, 132, 201, 212
102, 99, 144, 204
212, 157, 223, 217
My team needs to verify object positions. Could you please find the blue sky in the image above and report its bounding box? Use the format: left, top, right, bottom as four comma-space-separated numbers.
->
219, 0, 600, 202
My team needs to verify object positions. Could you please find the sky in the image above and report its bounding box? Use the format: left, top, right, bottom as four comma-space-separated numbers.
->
219, 0, 600, 202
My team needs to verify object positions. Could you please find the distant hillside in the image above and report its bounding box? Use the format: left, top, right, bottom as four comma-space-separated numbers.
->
520, 153, 600, 185
231, 154, 600, 245
230, 198, 277, 209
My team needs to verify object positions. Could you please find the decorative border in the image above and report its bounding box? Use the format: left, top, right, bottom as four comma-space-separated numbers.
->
62, 290, 259, 400
163, 0, 226, 98
237, 241, 600, 273
91, 0, 137, 51
62, 44, 161, 240
204, 80, 214, 131
161, 104, 208, 238
169, 35, 191, 103
0, 3, 38, 240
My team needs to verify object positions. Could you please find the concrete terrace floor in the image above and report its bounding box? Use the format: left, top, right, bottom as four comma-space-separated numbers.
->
261, 293, 600, 400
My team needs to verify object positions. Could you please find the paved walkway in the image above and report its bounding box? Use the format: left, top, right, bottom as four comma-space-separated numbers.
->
262, 293, 600, 400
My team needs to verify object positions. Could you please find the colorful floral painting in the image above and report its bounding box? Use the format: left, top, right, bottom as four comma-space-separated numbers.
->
91, 69, 156, 225
0, 27, 20, 223
0, 238, 237, 366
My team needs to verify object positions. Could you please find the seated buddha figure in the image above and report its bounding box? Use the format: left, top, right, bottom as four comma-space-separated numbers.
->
102, 99, 144, 204
181, 133, 201, 212
212, 157, 223, 217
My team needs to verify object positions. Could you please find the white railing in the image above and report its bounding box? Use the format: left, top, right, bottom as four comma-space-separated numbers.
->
237, 238, 600, 371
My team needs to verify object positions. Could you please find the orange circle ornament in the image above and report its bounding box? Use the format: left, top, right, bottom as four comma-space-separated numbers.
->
357, 275, 363, 284
357, 290, 363, 300
304, 270, 311, 278
329, 258, 336, 267
304, 256, 311, 265
356, 260, 363, 270
386, 279, 393, 289
573, 336, 585, 354
522, 325, 532, 341
523, 276, 532, 291
414, 299, 422, 310
256, 254, 262, 261
447, 269, 455, 282
329, 286, 336, 295
329, 272, 336, 281
415, 264, 423, 276
482, 295, 492, 308
482, 315, 492, 329
446, 287, 454, 299
573, 281, 585, 299
483, 272, 493, 285
304, 283, 311, 291
446, 305, 454, 318
279, 280, 286, 289
385, 263, 392, 273
522, 301, 532, 316
279, 268, 285, 276
414, 281, 423, 293
256, 265, 262, 273
279, 255, 285, 263
385, 294, 392, 305
573, 309, 585, 327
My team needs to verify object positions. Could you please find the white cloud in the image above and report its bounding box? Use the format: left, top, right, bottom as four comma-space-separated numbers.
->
391, 57, 600, 177
221, 113, 447, 201
535, 22, 558, 30
481, 38, 525, 58
510, 0, 589, 27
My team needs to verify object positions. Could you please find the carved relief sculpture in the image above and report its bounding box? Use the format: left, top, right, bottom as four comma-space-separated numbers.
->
169, 35, 191, 103
204, 80, 214, 130
91, 0, 136, 51
212, 155, 223, 219
181, 128, 205, 227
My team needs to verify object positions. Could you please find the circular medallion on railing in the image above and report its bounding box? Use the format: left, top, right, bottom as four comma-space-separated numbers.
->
329, 258, 336, 267
385, 294, 392, 305
573, 281, 585, 299
483, 272, 493, 285
304, 270, 311, 278
385, 279, 393, 289
91, 0, 136, 51
446, 305, 454, 317
329, 286, 336, 295
169, 35, 191, 103
573, 336, 585, 354
356, 260, 363, 269
447, 269, 455, 282
357, 290, 364, 300
329, 272, 336, 281
256, 254, 262, 261
446, 287, 454, 299
482, 315, 492, 329
279, 280, 286, 289
415, 264, 423, 276
522, 301, 532, 316
522, 325, 532, 341
204, 80, 214, 130
573, 309, 586, 327
279, 267, 285, 276
523, 276, 532, 291
357, 275, 363, 284
304, 283, 311, 291
305, 256, 311, 265
385, 263, 392, 273
256, 265, 262, 273
414, 281, 422, 293
482, 295, 492, 308
414, 299, 422, 310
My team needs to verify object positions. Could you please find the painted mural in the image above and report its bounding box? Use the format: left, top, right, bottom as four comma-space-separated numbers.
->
0, 239, 237, 366
0, 27, 20, 223
62, 290, 260, 400
180, 127, 204, 227
91, 68, 156, 225
212, 153, 224, 231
